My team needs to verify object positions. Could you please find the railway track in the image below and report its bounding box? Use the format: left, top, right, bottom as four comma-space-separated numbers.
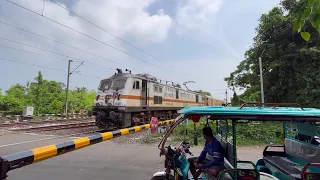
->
10, 121, 96, 132
0, 118, 93, 128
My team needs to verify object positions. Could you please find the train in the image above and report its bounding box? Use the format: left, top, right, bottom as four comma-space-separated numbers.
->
92, 69, 225, 130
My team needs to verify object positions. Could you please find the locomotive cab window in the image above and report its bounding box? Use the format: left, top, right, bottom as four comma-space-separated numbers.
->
98, 79, 112, 91
133, 81, 140, 89
111, 78, 127, 90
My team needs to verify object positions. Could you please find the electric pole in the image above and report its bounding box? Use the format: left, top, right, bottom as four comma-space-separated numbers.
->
65, 60, 84, 119
259, 57, 265, 103
65, 60, 72, 119
217, 88, 228, 105
225, 89, 228, 105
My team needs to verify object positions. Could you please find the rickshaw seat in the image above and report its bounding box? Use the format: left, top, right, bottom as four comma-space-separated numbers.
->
263, 138, 320, 179
214, 135, 235, 168
264, 155, 302, 177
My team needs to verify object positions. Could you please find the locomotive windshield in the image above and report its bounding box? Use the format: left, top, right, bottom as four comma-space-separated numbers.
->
98, 79, 112, 91
111, 78, 127, 90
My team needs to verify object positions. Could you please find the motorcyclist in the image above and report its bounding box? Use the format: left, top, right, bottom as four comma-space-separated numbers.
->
188, 126, 224, 179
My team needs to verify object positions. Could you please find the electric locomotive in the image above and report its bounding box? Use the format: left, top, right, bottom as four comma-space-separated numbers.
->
92, 69, 224, 130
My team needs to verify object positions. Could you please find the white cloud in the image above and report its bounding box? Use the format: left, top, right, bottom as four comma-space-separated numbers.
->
0, 0, 174, 91
73, 0, 172, 44
0, 0, 274, 101
175, 0, 223, 33
174, 0, 242, 59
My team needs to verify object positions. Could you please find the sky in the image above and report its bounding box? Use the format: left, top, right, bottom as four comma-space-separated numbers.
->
0, 0, 280, 101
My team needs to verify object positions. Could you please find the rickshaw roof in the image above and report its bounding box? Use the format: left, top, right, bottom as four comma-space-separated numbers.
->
178, 105, 320, 122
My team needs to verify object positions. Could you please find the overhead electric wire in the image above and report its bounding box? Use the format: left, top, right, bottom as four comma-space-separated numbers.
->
0, 57, 103, 79
48, 0, 169, 65
0, 57, 66, 72
0, 37, 113, 71
0, 43, 69, 63
0, 42, 112, 71
0, 20, 120, 66
3, 0, 178, 76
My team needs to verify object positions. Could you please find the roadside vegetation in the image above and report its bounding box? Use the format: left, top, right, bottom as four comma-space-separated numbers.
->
0, 71, 95, 116
225, 0, 320, 108
142, 119, 283, 147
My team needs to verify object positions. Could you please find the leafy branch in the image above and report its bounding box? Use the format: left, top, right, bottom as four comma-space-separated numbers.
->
293, 0, 320, 41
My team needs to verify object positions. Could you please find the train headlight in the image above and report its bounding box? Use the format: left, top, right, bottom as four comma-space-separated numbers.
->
109, 111, 116, 118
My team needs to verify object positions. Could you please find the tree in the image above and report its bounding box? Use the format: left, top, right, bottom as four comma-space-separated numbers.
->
197, 90, 212, 97
0, 72, 96, 115
3, 84, 27, 114
0, 89, 4, 111
34, 71, 44, 114
231, 92, 240, 106
224, 0, 320, 108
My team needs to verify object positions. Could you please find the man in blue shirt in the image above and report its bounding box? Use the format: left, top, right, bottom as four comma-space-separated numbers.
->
188, 126, 224, 179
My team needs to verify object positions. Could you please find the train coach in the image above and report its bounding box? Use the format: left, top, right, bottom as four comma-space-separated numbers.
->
92, 69, 224, 130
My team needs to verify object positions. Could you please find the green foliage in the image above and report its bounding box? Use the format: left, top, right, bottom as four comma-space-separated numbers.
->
231, 92, 240, 106
301, 31, 311, 41
145, 120, 282, 147
170, 120, 217, 146
2, 84, 27, 114
172, 121, 283, 146
225, 0, 320, 108
197, 90, 212, 97
289, 0, 320, 40
0, 71, 96, 115
236, 122, 282, 145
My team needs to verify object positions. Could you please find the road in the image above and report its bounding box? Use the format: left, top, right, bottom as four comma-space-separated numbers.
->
0, 131, 265, 180
0, 133, 76, 156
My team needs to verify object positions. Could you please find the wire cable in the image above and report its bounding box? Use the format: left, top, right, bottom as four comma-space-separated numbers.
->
48, 0, 170, 65
0, 57, 103, 79
3, 0, 177, 76
0, 43, 69, 63
0, 20, 120, 66
0, 56, 66, 72
0, 37, 113, 71
0, 39, 185, 85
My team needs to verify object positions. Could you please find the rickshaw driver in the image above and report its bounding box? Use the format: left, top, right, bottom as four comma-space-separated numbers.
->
188, 127, 224, 179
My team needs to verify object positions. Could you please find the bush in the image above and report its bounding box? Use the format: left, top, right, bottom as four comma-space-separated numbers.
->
169, 120, 217, 146
236, 122, 282, 145
141, 120, 283, 147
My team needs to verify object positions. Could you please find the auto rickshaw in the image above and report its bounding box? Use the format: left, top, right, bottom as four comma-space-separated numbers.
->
150, 102, 320, 180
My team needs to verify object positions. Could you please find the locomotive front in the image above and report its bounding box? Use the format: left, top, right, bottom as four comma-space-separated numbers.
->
92, 69, 132, 130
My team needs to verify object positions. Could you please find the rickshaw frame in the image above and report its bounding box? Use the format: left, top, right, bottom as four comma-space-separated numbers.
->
157, 102, 320, 180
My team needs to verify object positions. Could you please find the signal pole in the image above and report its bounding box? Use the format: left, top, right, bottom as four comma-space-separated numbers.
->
259, 49, 265, 104
259, 56, 265, 103
65, 60, 84, 119
225, 89, 228, 105
65, 60, 72, 119
217, 88, 228, 104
